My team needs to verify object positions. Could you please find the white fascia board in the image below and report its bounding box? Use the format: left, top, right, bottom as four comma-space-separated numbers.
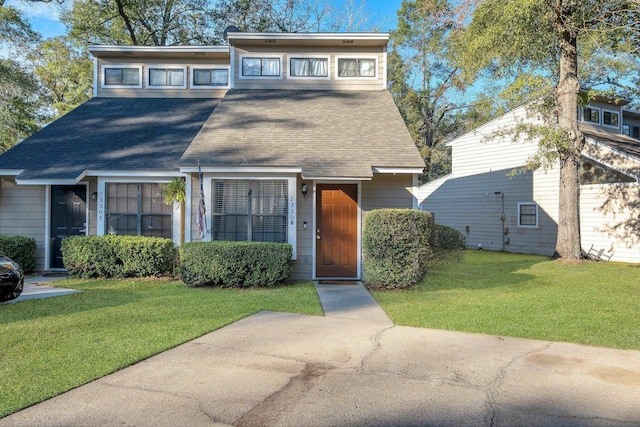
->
15, 170, 87, 186
85, 170, 186, 178
180, 166, 302, 174
372, 167, 424, 174
227, 32, 389, 42
302, 175, 371, 181
89, 45, 229, 55
0, 169, 24, 176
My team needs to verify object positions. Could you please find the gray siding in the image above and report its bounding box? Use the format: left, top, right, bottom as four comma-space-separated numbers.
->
421, 169, 557, 256
0, 180, 46, 270
362, 174, 414, 213
290, 175, 313, 282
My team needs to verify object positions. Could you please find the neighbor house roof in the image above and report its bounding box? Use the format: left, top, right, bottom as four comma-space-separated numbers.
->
582, 128, 640, 160
0, 98, 220, 184
179, 90, 425, 178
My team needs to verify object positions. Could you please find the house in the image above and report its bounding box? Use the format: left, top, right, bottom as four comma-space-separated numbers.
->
417, 97, 640, 263
0, 32, 425, 281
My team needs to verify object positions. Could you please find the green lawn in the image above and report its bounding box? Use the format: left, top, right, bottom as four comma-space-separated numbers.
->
0, 279, 323, 418
372, 250, 640, 350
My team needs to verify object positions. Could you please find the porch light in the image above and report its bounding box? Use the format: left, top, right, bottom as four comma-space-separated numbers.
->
301, 182, 308, 198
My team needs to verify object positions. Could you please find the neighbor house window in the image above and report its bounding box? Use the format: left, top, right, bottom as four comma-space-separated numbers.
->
148, 67, 186, 88
102, 66, 142, 88
213, 180, 287, 243
633, 126, 640, 139
289, 57, 329, 78
518, 202, 538, 228
583, 107, 600, 124
623, 124, 630, 136
191, 67, 229, 88
336, 57, 376, 78
603, 110, 620, 127
240, 56, 282, 78
106, 183, 172, 238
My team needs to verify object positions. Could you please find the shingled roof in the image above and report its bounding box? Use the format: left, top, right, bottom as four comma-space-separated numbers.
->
582, 128, 640, 160
0, 97, 220, 183
179, 90, 424, 178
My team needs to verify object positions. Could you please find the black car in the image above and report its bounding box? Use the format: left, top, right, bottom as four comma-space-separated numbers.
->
0, 256, 24, 302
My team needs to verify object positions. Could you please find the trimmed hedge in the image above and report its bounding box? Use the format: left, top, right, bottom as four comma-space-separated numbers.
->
178, 241, 292, 288
0, 235, 37, 273
363, 209, 434, 289
62, 235, 176, 278
433, 224, 466, 251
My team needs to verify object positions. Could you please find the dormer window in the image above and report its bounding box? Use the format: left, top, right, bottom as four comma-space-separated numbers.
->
289, 57, 329, 78
583, 107, 600, 124
602, 110, 619, 128
336, 57, 377, 78
148, 66, 187, 89
102, 66, 142, 88
240, 55, 282, 78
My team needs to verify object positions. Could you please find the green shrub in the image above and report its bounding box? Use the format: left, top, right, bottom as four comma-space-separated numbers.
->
433, 224, 466, 250
0, 235, 37, 273
62, 235, 175, 278
363, 209, 434, 289
178, 241, 292, 288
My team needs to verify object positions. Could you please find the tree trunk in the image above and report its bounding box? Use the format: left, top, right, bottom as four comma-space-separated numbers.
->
554, 2, 583, 261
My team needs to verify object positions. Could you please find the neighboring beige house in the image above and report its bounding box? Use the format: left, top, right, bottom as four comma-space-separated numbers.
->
0, 32, 425, 280
417, 97, 640, 263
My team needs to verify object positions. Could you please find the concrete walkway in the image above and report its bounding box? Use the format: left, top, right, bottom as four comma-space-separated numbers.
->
1, 282, 640, 426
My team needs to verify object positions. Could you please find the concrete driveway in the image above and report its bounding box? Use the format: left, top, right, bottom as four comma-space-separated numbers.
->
0, 275, 77, 304
1, 284, 639, 426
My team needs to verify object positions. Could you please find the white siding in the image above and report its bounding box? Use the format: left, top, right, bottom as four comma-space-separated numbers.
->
0, 180, 46, 270
580, 183, 640, 263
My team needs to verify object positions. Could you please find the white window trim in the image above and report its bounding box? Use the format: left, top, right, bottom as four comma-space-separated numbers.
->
147, 65, 188, 89
97, 176, 181, 246
101, 65, 143, 89
203, 175, 297, 259
517, 202, 538, 228
601, 108, 621, 130
190, 65, 230, 89
287, 55, 331, 80
582, 106, 601, 125
335, 55, 378, 80
238, 54, 284, 80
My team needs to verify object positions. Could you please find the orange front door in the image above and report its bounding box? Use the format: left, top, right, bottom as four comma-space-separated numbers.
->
316, 184, 358, 278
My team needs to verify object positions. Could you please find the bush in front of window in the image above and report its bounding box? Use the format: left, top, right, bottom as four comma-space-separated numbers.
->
0, 235, 37, 273
177, 241, 292, 288
62, 235, 176, 278
363, 209, 434, 290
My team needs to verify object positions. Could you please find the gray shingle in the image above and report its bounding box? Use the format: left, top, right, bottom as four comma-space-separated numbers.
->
0, 98, 220, 181
179, 90, 424, 178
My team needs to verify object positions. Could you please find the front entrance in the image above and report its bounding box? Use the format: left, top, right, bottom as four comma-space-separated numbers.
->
315, 184, 358, 278
50, 185, 87, 269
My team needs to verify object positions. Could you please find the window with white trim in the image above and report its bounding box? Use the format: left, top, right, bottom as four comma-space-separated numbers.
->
518, 202, 538, 228
191, 67, 229, 88
602, 110, 620, 127
213, 180, 287, 243
102, 66, 142, 88
106, 183, 172, 237
336, 57, 376, 78
583, 107, 600, 124
148, 66, 186, 88
240, 56, 281, 78
289, 57, 329, 78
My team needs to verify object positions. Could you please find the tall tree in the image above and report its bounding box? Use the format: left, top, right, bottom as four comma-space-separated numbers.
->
455, 0, 640, 261
388, 0, 467, 182
0, 3, 43, 150
29, 37, 93, 118
61, 0, 217, 45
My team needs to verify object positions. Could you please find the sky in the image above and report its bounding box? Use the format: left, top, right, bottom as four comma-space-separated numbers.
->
5, 0, 404, 40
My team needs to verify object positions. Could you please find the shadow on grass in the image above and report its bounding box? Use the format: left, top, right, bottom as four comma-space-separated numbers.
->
419, 250, 551, 292
0, 285, 143, 325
